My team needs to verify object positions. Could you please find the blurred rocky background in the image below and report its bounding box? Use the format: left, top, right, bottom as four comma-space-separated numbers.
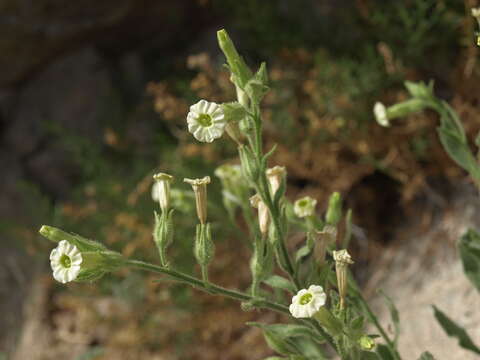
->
0, 0, 479, 359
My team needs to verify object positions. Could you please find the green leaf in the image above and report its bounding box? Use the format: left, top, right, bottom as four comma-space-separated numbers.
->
263, 275, 296, 293
417, 352, 435, 360
247, 322, 318, 340
248, 323, 301, 355
432, 306, 480, 355
295, 245, 311, 264
437, 123, 479, 179
376, 344, 395, 360
458, 229, 480, 291
361, 351, 381, 360
379, 289, 400, 344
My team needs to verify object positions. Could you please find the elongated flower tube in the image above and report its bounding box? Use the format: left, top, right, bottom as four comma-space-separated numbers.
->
152, 172, 174, 212
293, 196, 317, 218
50, 240, 83, 283
333, 249, 354, 309
184, 176, 211, 224
289, 285, 326, 318
250, 194, 270, 236
187, 100, 226, 143
266, 165, 286, 196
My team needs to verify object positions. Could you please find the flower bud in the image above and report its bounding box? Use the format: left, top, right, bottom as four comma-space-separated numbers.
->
293, 196, 317, 218
333, 249, 354, 309
152, 172, 174, 212
184, 176, 211, 224
266, 165, 286, 196
325, 192, 342, 226
250, 194, 270, 236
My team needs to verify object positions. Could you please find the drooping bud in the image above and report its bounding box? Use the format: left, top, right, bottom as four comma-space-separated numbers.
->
250, 194, 270, 236
266, 165, 286, 196
293, 196, 317, 218
184, 176, 211, 224
152, 172, 174, 212
333, 249, 354, 309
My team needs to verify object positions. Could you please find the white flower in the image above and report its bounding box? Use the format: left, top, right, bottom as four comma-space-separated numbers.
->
152, 172, 174, 212
374, 102, 390, 127
289, 285, 327, 318
50, 240, 83, 283
187, 100, 226, 143
472, 7, 480, 18
293, 196, 317, 218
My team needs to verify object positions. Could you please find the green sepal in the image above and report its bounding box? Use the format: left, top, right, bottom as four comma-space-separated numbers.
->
245, 62, 269, 104
221, 101, 247, 123
76, 250, 125, 282
153, 209, 174, 266
404, 80, 434, 100
194, 223, 215, 267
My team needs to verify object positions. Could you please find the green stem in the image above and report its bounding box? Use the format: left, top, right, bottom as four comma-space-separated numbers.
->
126, 259, 289, 314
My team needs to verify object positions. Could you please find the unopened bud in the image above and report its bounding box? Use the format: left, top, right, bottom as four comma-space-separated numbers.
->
266, 165, 286, 195
250, 194, 270, 235
326, 192, 342, 226
152, 172, 174, 212
184, 176, 211, 224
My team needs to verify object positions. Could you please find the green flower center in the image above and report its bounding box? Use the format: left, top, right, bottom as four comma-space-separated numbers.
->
60, 254, 72, 268
299, 292, 313, 305
298, 199, 308, 208
197, 113, 213, 127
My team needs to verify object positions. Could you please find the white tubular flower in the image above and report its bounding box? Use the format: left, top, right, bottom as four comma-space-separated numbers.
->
374, 102, 390, 127
187, 100, 226, 143
289, 285, 327, 318
50, 240, 83, 283
293, 196, 317, 218
152, 172, 174, 212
